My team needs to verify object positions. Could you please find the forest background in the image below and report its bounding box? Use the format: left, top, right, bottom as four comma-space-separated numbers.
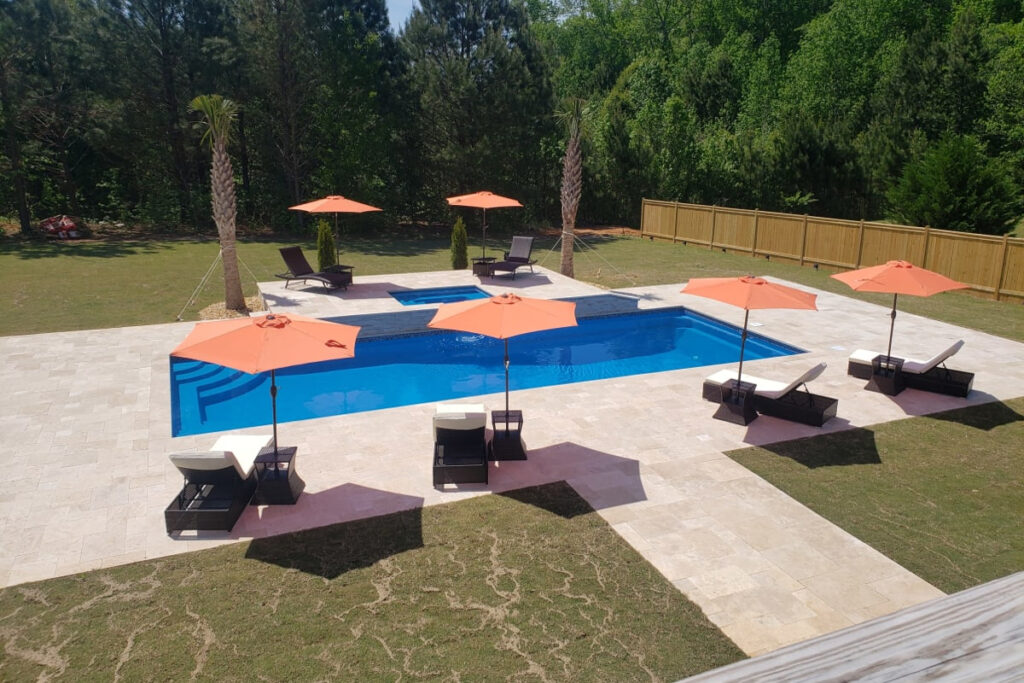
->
2, 0, 1022, 236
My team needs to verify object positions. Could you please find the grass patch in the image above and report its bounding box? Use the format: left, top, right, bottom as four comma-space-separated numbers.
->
0, 482, 744, 681
2, 230, 1021, 341
726, 398, 1024, 594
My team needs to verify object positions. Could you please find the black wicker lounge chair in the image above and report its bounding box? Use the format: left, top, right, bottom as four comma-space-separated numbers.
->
847, 340, 973, 397
164, 435, 270, 535
433, 404, 489, 488
703, 362, 838, 426
491, 236, 537, 279
276, 246, 353, 290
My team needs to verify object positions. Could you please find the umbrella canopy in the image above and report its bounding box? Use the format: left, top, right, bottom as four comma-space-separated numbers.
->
289, 195, 382, 214
446, 191, 523, 258
831, 260, 966, 359
171, 313, 360, 454
428, 293, 577, 414
681, 276, 817, 385
289, 195, 382, 263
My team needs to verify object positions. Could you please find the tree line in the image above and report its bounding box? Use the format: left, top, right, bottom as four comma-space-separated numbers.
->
2, 0, 1022, 236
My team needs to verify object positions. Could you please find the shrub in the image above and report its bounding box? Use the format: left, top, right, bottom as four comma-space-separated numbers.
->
886, 134, 1022, 235
451, 216, 468, 269
316, 219, 337, 270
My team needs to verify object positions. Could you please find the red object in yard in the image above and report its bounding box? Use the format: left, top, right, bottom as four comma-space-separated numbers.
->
39, 215, 83, 239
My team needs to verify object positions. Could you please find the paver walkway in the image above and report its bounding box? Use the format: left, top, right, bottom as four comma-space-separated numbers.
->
2, 266, 1021, 656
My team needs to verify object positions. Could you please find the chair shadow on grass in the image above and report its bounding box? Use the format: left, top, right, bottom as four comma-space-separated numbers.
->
922, 397, 1023, 431
497, 442, 647, 518
742, 427, 883, 469
244, 483, 424, 579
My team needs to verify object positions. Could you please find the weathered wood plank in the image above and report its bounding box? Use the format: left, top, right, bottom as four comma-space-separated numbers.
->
682, 572, 1024, 682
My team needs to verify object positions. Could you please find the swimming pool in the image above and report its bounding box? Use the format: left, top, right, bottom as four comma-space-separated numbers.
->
390, 285, 490, 306
170, 307, 802, 436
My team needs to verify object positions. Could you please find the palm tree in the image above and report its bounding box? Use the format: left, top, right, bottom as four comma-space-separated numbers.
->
558, 98, 585, 278
190, 94, 246, 312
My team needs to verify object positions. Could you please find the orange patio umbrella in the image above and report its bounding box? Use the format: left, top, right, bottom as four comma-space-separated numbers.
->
446, 191, 523, 259
171, 313, 360, 456
289, 195, 382, 264
681, 276, 818, 387
428, 293, 577, 418
831, 260, 967, 361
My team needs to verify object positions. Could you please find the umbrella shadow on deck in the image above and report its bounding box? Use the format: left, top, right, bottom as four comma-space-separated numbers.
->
497, 442, 647, 518
244, 483, 424, 579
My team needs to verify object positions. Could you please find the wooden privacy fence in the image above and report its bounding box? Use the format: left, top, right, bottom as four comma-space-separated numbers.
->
641, 199, 1024, 302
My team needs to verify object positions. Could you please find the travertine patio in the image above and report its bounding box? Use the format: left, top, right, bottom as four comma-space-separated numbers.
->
2, 265, 1021, 656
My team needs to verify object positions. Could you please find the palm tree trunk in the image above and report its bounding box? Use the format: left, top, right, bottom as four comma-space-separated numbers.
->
211, 138, 246, 311
560, 124, 582, 278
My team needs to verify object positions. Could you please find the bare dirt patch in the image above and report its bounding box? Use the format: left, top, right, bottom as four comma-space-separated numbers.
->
197, 295, 265, 320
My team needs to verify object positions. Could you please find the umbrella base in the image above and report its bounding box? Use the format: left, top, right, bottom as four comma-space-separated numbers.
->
490, 410, 526, 460
490, 433, 527, 460
251, 446, 305, 505
866, 356, 905, 396
713, 380, 758, 426
472, 257, 496, 276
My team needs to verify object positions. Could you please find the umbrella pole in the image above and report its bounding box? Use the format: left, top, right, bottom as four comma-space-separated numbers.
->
886, 293, 898, 361
504, 338, 510, 432
481, 208, 488, 259
736, 309, 750, 386
334, 213, 340, 265
270, 369, 279, 457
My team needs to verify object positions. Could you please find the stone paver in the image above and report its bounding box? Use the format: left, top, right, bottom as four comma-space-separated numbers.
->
2, 265, 1021, 657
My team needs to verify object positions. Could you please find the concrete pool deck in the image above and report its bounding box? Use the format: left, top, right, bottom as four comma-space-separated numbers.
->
1, 265, 1021, 656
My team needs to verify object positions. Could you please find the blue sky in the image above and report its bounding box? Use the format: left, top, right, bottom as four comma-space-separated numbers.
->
387, 0, 418, 31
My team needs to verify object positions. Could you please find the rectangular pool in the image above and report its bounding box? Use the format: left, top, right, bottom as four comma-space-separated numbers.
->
170, 306, 803, 436
390, 285, 490, 306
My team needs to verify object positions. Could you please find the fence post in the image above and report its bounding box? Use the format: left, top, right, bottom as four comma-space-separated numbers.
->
995, 234, 1010, 302
752, 208, 759, 258
672, 201, 680, 242
856, 219, 866, 267
800, 214, 808, 265
709, 205, 717, 250
921, 226, 931, 267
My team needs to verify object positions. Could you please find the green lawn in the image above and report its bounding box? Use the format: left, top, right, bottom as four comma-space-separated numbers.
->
0, 482, 744, 681
2, 230, 1021, 341
727, 398, 1024, 594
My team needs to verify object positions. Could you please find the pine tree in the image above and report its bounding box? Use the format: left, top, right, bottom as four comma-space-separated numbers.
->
316, 219, 337, 271
451, 216, 469, 269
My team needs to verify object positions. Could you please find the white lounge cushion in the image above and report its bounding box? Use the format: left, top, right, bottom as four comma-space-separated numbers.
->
210, 434, 274, 475
902, 340, 965, 374
705, 362, 827, 399
169, 451, 250, 480
170, 434, 273, 479
434, 403, 486, 436
849, 340, 964, 375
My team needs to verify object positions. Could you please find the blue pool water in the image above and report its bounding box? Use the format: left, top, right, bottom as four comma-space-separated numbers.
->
170, 307, 802, 436
390, 285, 490, 305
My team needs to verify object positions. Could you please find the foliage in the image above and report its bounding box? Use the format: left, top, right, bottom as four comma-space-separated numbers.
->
316, 219, 337, 270
450, 215, 468, 269
1, 0, 1022, 233
400, 0, 556, 220
887, 133, 1022, 234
